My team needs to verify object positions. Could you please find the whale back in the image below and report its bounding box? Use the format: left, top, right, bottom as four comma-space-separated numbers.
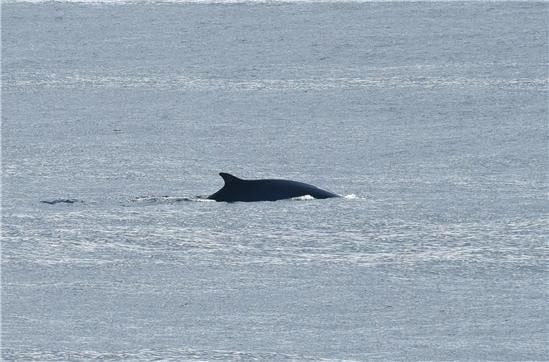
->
208, 173, 338, 202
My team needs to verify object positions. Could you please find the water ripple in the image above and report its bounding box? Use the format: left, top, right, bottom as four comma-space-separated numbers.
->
5, 72, 548, 91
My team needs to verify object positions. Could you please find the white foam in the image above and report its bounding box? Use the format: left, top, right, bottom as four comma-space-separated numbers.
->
343, 194, 360, 199
290, 195, 315, 201
189, 196, 216, 202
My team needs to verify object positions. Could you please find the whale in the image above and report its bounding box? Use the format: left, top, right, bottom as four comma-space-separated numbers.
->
207, 173, 339, 202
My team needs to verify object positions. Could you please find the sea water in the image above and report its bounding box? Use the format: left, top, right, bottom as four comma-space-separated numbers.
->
2, 1, 548, 360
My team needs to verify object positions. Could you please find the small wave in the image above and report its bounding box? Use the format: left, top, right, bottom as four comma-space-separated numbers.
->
6, 72, 548, 91
40, 199, 83, 205
1, 347, 349, 362
130, 195, 215, 204
2, 0, 392, 4
131, 195, 187, 203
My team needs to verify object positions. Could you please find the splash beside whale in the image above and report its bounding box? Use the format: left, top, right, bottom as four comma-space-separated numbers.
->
207, 173, 339, 202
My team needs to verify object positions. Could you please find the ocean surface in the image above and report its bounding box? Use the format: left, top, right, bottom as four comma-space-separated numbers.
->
2, 1, 548, 360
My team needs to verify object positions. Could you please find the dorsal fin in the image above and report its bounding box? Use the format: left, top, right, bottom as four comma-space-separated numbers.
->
219, 172, 242, 185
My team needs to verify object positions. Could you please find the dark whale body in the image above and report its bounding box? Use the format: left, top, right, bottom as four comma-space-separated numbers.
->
208, 173, 339, 202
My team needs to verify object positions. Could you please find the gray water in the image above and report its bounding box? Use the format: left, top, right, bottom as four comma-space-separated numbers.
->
2, 1, 548, 360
